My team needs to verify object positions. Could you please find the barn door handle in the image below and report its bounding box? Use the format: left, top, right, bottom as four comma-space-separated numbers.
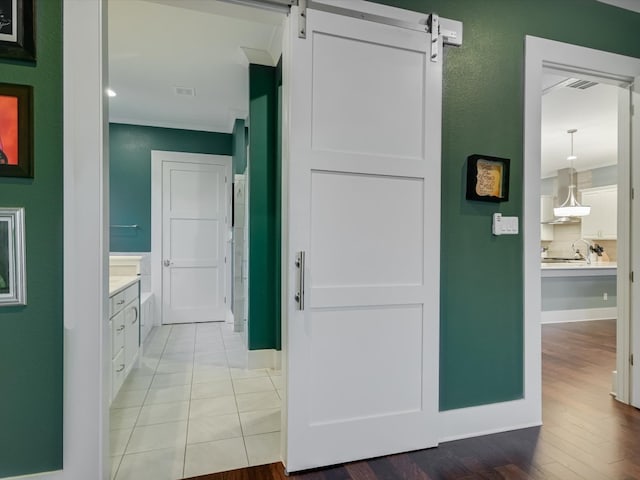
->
295, 251, 305, 311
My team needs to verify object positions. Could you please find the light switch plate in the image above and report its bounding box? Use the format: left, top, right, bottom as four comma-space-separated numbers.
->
492, 213, 519, 235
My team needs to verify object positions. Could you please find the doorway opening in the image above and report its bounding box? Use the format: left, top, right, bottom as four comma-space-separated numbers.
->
524, 36, 640, 436
106, 1, 285, 478
539, 69, 624, 413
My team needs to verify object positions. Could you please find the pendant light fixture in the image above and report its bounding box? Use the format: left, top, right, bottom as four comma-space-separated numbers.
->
553, 129, 591, 218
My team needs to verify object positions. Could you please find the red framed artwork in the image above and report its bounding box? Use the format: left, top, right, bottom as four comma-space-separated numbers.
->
0, 82, 32, 178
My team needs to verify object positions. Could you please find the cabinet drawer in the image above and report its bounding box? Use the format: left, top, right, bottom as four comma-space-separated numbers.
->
111, 310, 125, 359
112, 349, 126, 399
111, 290, 127, 317
123, 282, 139, 306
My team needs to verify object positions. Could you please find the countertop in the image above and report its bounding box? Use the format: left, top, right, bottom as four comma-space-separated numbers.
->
541, 261, 617, 277
109, 275, 139, 296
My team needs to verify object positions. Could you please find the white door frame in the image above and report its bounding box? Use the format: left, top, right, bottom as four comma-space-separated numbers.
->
58, 1, 108, 479
151, 151, 233, 326
524, 36, 640, 405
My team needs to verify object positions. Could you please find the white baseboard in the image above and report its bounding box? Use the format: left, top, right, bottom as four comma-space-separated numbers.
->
247, 349, 282, 370
438, 398, 541, 443
541, 307, 617, 324
3, 470, 64, 480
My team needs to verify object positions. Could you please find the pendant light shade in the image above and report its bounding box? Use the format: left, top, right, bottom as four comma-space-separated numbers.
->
553, 129, 591, 218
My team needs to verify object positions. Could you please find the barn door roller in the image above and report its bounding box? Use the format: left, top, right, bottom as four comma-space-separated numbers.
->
296, 1, 460, 62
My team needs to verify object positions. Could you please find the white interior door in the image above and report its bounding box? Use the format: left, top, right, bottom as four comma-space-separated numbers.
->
631, 75, 640, 408
162, 159, 229, 324
284, 4, 442, 472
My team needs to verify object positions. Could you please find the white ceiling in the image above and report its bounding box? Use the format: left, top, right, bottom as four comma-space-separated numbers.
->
597, 0, 640, 13
541, 75, 620, 178
107, 0, 285, 133
108, 1, 623, 170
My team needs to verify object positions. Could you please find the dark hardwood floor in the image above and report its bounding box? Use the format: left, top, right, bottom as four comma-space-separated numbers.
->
185, 320, 640, 480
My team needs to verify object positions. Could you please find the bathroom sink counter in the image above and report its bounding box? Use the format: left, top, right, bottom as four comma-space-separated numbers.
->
541, 261, 617, 277
109, 275, 139, 296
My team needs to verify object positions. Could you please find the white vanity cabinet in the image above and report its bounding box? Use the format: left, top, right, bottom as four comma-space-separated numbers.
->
580, 185, 617, 240
109, 280, 140, 401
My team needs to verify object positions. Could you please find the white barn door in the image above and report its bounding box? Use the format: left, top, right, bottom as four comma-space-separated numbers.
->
283, 3, 444, 472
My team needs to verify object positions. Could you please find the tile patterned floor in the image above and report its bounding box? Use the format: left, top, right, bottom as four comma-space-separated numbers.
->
110, 323, 282, 480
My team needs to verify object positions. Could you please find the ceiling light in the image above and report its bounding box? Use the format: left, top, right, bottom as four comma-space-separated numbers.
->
554, 129, 591, 218
106, 88, 117, 97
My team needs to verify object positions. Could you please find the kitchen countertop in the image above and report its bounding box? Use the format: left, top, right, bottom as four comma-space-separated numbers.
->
109, 275, 139, 296
541, 261, 617, 277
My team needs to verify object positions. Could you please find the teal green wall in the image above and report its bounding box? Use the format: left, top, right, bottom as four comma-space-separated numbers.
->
0, 1, 63, 477
374, 0, 640, 410
5, 5, 640, 477
232, 119, 248, 175
542, 275, 617, 311
275, 59, 283, 351
109, 123, 232, 252
248, 64, 280, 350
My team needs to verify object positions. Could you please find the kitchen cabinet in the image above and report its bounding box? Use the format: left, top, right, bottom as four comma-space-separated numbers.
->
109, 280, 140, 401
580, 185, 617, 240
540, 195, 554, 241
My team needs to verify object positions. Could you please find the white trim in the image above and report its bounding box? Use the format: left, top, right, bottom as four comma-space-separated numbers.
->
109, 116, 234, 135
541, 307, 617, 324
617, 84, 632, 404
3, 471, 64, 480
150, 151, 233, 326
280, 11, 292, 469
438, 399, 541, 443
524, 36, 640, 411
247, 348, 282, 370
63, 0, 108, 479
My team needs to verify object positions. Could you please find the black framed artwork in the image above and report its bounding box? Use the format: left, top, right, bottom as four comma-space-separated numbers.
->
466, 154, 510, 203
0, 0, 35, 62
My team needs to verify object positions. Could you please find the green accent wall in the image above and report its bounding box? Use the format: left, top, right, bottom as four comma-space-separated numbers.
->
275, 59, 283, 351
232, 118, 248, 175
374, 0, 640, 410
248, 64, 280, 350
109, 123, 232, 252
0, 1, 63, 477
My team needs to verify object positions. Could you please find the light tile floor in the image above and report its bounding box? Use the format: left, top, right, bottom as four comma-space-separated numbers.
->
110, 322, 282, 480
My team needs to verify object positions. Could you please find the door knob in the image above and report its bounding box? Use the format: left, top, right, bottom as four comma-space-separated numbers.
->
163, 259, 171, 267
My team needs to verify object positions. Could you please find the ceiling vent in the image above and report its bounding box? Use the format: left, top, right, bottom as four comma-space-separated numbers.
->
542, 77, 598, 95
174, 86, 196, 97
565, 79, 598, 90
